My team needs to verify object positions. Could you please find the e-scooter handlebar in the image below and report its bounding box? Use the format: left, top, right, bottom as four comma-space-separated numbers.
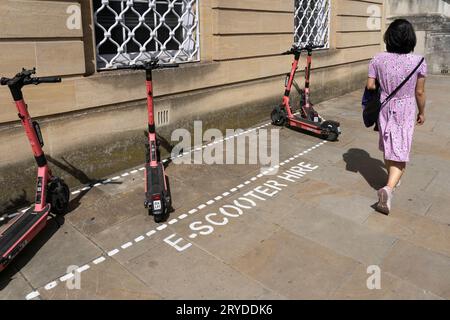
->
281, 43, 325, 55
0, 69, 61, 87
115, 60, 179, 71
34, 76, 62, 84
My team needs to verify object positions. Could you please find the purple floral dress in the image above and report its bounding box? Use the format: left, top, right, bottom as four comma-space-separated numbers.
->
369, 52, 427, 162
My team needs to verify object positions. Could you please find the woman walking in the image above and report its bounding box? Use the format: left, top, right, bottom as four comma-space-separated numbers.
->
367, 19, 427, 214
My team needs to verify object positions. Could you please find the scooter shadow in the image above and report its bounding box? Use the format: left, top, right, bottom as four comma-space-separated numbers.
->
0, 213, 64, 291
47, 156, 122, 213
285, 123, 338, 142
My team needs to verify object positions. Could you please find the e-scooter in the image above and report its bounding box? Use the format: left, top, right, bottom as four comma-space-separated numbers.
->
271, 43, 341, 141
0, 68, 70, 271
117, 59, 177, 222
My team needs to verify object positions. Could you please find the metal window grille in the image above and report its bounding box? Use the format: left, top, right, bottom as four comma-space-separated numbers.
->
294, 0, 330, 48
93, 0, 200, 70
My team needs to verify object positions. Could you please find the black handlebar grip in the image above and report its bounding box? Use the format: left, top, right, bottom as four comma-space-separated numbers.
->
0, 77, 9, 85
37, 77, 62, 84
159, 64, 179, 69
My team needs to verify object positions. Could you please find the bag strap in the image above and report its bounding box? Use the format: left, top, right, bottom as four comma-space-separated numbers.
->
381, 57, 424, 106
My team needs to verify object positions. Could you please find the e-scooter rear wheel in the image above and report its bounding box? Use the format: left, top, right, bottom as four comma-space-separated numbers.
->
321, 121, 341, 142
47, 178, 70, 215
271, 106, 287, 126
151, 199, 169, 223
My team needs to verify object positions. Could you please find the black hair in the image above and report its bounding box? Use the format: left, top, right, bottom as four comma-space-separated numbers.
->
384, 19, 417, 54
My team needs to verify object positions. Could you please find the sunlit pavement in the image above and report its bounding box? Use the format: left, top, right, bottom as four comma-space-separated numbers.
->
1, 75, 449, 300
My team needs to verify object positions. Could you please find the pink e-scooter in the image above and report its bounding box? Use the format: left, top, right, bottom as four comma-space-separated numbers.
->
117, 59, 178, 222
0, 68, 69, 271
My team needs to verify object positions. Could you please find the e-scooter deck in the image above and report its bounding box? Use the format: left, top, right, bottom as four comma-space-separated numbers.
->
0, 205, 50, 269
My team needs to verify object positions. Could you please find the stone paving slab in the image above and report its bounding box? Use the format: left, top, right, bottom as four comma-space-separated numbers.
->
365, 210, 450, 258
125, 240, 283, 300
230, 229, 358, 299
274, 203, 397, 265
332, 263, 443, 300
381, 240, 450, 299
39, 257, 161, 300
11, 219, 102, 289
0, 269, 33, 300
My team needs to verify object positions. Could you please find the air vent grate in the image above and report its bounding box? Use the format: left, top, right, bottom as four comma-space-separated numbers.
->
156, 109, 170, 126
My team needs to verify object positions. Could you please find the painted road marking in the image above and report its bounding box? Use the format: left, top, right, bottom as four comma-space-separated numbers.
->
76, 265, 91, 273
121, 242, 133, 249
189, 209, 198, 214
134, 235, 145, 243
44, 281, 58, 291
107, 249, 119, 257
156, 224, 167, 231
60, 273, 74, 282
25, 291, 40, 300
23, 138, 327, 299
169, 219, 178, 225
146, 230, 156, 237
93, 256, 106, 265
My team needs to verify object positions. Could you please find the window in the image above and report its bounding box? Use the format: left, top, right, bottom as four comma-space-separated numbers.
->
294, 0, 330, 48
93, 0, 200, 70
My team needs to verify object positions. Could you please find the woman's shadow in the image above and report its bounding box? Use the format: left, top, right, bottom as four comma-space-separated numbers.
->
343, 148, 387, 190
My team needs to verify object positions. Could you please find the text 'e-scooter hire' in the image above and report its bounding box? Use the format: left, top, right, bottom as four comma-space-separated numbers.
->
271, 43, 341, 141
0, 68, 70, 271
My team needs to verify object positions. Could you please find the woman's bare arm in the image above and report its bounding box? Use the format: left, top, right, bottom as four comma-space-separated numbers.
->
367, 78, 377, 90
416, 77, 426, 125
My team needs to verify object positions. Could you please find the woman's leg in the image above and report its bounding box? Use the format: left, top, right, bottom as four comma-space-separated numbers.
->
384, 160, 406, 189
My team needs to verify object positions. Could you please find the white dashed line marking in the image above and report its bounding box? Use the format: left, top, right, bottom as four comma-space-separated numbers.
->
44, 281, 58, 291
24, 137, 328, 299
107, 249, 119, 257
25, 291, 40, 300
156, 224, 167, 231
93, 256, 106, 265
134, 235, 145, 243
76, 265, 91, 273
146, 230, 156, 237
121, 242, 133, 249
60, 273, 74, 282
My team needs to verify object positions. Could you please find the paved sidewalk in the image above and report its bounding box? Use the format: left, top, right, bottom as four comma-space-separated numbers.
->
1, 75, 449, 300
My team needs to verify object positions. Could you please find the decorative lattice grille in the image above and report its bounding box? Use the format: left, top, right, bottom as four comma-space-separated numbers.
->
93, 0, 200, 69
294, 0, 330, 48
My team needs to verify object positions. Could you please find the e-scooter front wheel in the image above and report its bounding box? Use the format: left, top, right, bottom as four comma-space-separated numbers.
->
271, 106, 287, 126
47, 178, 70, 215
